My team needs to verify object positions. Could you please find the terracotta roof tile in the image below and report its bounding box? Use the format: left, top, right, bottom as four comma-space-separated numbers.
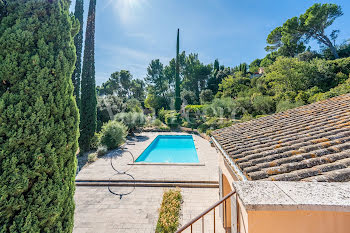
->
212, 94, 350, 182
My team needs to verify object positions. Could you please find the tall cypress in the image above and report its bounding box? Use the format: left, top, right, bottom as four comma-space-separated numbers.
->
0, 0, 79, 231
174, 28, 181, 111
80, 0, 97, 152
72, 0, 84, 109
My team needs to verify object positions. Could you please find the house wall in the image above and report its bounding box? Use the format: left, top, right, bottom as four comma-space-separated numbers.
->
235, 195, 350, 233
245, 209, 350, 233
218, 155, 240, 230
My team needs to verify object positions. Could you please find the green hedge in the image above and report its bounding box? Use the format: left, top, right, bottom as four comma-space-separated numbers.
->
156, 188, 182, 233
184, 105, 204, 111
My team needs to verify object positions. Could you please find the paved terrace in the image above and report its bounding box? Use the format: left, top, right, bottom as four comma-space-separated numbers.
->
74, 132, 224, 233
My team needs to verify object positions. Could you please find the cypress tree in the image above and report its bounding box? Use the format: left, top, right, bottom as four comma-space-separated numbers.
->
0, 0, 79, 231
174, 28, 181, 111
72, 0, 84, 109
80, 0, 97, 152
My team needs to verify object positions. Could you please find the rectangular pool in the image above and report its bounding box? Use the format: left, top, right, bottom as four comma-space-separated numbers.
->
135, 135, 199, 163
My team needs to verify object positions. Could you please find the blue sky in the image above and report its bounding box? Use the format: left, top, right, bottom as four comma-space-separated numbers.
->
70, 0, 350, 85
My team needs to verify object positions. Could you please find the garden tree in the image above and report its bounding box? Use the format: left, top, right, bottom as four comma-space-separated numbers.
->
164, 51, 186, 89
239, 63, 247, 75
164, 58, 176, 88
249, 59, 262, 73
71, 0, 84, 108
299, 3, 343, 59
97, 95, 126, 131
217, 75, 251, 98
118, 70, 132, 97
213, 59, 220, 71
263, 57, 314, 97
96, 72, 121, 96
80, 0, 97, 152
0, 0, 79, 231
130, 79, 146, 102
145, 59, 170, 110
200, 89, 214, 104
336, 41, 350, 58
0, 0, 7, 21
323, 41, 350, 60
175, 28, 181, 111
297, 50, 320, 61
233, 63, 248, 75
144, 92, 169, 113
207, 59, 224, 94
260, 52, 278, 67
267, 3, 342, 59
145, 59, 168, 97
96, 71, 145, 101
182, 53, 212, 100
207, 67, 232, 95
265, 18, 305, 57
181, 89, 198, 105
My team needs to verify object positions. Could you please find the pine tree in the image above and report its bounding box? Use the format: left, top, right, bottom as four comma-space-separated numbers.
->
0, 0, 79, 231
174, 28, 181, 111
80, 0, 97, 152
72, 0, 84, 109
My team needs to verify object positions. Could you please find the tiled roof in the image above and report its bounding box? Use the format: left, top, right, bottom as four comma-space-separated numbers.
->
212, 94, 350, 182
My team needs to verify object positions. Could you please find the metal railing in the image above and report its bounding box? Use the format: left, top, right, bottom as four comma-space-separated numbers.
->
176, 190, 236, 233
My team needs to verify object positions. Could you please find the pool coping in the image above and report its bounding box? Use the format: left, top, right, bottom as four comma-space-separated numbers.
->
132, 134, 204, 165
128, 162, 205, 166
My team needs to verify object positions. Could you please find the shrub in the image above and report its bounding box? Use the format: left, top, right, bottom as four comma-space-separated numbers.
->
97, 95, 126, 131
99, 121, 128, 150
181, 89, 198, 105
153, 119, 163, 127
115, 112, 147, 133
276, 100, 304, 112
200, 89, 214, 104
184, 105, 204, 112
204, 98, 236, 118
198, 117, 233, 134
164, 110, 182, 128
251, 95, 275, 115
159, 125, 171, 131
156, 188, 182, 233
158, 107, 166, 122
125, 98, 143, 113
241, 113, 254, 122
0, 1, 79, 231
88, 153, 98, 162
90, 132, 100, 150
97, 146, 108, 157
316, 76, 350, 101
184, 105, 205, 128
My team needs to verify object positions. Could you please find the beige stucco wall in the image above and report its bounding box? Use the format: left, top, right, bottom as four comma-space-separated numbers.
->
216, 146, 350, 233
245, 209, 350, 233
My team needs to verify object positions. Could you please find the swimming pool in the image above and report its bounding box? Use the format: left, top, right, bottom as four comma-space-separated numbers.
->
135, 135, 199, 163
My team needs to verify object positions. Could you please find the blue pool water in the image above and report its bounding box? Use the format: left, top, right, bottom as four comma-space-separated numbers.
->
135, 135, 199, 163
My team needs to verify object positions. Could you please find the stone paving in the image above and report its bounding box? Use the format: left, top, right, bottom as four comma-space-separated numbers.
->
74, 187, 225, 233
74, 132, 225, 233
76, 132, 219, 182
